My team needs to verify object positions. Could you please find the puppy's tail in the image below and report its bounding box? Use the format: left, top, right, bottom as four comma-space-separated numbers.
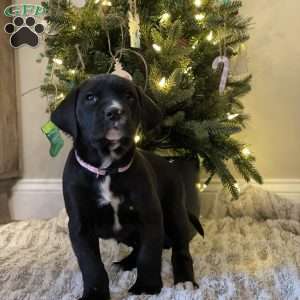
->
188, 213, 204, 238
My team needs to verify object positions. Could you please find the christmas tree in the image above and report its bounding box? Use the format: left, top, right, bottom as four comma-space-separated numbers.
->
40, 0, 262, 198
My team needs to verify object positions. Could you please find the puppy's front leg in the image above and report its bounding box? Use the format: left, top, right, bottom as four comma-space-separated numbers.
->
69, 221, 110, 300
129, 204, 164, 295
65, 187, 109, 299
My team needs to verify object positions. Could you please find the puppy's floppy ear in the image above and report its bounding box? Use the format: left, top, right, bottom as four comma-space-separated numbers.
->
51, 88, 79, 138
136, 86, 163, 132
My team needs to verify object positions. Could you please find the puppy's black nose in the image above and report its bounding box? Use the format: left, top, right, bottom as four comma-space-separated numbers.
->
105, 107, 123, 121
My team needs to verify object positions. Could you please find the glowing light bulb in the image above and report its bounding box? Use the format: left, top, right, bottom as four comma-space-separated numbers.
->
69, 69, 76, 74
95, 0, 100, 3
195, 13, 205, 21
183, 67, 192, 74
206, 31, 213, 41
53, 58, 63, 65
194, 0, 202, 7
158, 77, 166, 88
152, 44, 162, 52
134, 135, 141, 144
160, 12, 170, 24
196, 183, 208, 192
227, 113, 239, 120
240, 43, 246, 51
234, 183, 241, 193
72, 25, 76, 30
242, 147, 251, 158
102, 0, 112, 6
192, 40, 198, 49
58, 93, 65, 99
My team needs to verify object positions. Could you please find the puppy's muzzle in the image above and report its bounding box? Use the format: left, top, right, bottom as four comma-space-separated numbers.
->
105, 106, 124, 122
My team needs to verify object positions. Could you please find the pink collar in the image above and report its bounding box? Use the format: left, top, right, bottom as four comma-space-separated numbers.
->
75, 150, 133, 178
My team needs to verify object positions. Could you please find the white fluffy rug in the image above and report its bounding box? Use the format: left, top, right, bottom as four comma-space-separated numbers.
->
0, 185, 300, 300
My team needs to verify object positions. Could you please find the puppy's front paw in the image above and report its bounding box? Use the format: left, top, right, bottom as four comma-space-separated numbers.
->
79, 288, 110, 300
78, 296, 110, 300
129, 279, 162, 295
175, 281, 199, 290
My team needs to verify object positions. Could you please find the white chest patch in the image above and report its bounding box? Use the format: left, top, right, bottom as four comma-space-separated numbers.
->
98, 176, 122, 232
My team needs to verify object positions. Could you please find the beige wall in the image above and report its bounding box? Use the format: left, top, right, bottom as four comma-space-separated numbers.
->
16, 0, 300, 180
12, 0, 70, 179
16, 43, 72, 179
240, 0, 300, 178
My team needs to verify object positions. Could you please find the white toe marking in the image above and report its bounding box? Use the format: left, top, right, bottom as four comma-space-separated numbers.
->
98, 176, 122, 232
184, 281, 194, 290
175, 283, 184, 290
175, 282, 194, 290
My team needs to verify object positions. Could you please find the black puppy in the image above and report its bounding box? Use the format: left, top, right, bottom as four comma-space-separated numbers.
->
51, 74, 204, 300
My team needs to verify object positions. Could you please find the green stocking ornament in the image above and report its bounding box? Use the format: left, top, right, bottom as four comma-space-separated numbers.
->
41, 121, 64, 157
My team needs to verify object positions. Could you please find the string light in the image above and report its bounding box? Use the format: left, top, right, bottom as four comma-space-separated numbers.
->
134, 135, 141, 144
58, 93, 65, 99
184, 67, 192, 74
53, 58, 63, 65
158, 77, 166, 88
69, 69, 76, 75
227, 113, 239, 120
72, 25, 76, 30
242, 147, 251, 158
195, 13, 205, 21
152, 44, 162, 52
240, 43, 246, 51
94, 0, 100, 3
160, 12, 170, 24
196, 183, 208, 192
101, 0, 112, 6
206, 31, 213, 41
234, 183, 241, 193
194, 0, 202, 7
192, 40, 198, 49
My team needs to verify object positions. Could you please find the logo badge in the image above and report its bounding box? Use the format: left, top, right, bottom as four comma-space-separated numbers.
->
3, 4, 46, 48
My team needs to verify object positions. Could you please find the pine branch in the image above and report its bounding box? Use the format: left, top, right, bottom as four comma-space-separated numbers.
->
40, 0, 263, 197
233, 156, 263, 184
209, 153, 240, 199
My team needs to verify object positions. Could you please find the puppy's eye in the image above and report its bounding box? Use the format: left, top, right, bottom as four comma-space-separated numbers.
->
126, 94, 135, 103
86, 94, 98, 103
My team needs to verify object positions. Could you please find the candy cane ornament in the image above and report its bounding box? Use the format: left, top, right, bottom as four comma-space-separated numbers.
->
212, 56, 230, 95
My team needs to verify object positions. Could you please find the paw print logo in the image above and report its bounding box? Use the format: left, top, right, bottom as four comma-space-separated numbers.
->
4, 16, 45, 48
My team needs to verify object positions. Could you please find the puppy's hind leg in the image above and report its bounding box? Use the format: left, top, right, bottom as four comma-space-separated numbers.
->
163, 192, 198, 288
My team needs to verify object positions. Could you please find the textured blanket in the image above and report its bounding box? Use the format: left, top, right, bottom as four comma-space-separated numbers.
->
0, 185, 300, 300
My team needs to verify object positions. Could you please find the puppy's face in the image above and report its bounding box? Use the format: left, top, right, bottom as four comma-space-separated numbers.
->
51, 74, 162, 157
77, 75, 140, 153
